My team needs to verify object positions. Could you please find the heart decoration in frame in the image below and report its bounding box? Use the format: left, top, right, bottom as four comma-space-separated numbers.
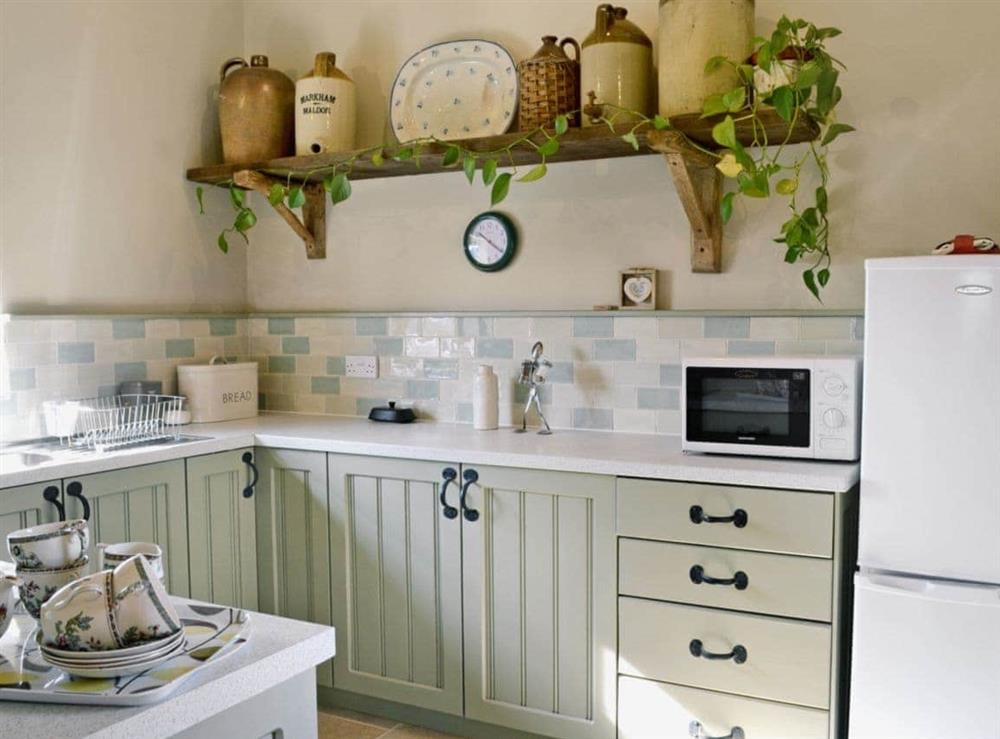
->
620, 268, 657, 310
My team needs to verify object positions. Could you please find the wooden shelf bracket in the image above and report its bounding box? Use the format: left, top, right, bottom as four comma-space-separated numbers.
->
648, 130, 722, 273
232, 170, 326, 259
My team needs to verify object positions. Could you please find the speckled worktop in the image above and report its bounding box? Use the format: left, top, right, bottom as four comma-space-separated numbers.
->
0, 601, 335, 739
0, 413, 859, 493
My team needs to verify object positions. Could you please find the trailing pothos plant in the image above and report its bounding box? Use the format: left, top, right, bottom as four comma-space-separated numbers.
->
196, 14, 850, 300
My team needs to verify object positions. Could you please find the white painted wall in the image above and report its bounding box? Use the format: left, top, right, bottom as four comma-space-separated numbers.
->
0, 0, 247, 313
242, 0, 1000, 312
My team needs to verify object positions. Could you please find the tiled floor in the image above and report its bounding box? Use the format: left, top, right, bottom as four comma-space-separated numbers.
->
318, 707, 458, 739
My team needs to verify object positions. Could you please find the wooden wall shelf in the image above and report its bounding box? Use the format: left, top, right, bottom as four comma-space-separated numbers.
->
186, 109, 818, 266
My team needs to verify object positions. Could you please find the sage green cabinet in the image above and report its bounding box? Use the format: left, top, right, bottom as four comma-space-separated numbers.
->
461, 465, 617, 739
254, 448, 333, 687
0, 481, 63, 546
328, 455, 464, 716
185, 449, 258, 609
64, 462, 189, 596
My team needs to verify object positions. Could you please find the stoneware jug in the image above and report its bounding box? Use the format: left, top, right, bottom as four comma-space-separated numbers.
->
218, 55, 295, 164
295, 52, 356, 155
581, 4, 653, 125
517, 35, 581, 131
657, 0, 755, 117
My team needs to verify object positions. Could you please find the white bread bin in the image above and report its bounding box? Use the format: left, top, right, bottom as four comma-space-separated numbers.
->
178, 356, 258, 423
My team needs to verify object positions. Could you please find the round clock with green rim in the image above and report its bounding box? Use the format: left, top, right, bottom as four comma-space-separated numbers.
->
463, 211, 517, 272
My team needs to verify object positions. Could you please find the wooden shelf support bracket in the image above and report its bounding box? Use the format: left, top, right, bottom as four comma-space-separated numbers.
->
232, 170, 327, 259
648, 131, 722, 273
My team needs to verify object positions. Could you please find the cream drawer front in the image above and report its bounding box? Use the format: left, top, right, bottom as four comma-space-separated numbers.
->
619, 539, 833, 621
617, 479, 833, 557
618, 675, 829, 739
619, 598, 831, 709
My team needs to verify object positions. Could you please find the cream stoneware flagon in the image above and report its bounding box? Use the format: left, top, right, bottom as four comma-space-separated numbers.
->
296, 52, 356, 155
581, 4, 654, 125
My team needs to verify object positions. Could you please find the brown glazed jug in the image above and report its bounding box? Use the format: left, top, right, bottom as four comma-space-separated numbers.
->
218, 55, 295, 164
517, 36, 581, 130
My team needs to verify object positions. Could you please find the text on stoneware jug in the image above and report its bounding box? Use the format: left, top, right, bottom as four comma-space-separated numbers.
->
218, 55, 295, 164
295, 52, 356, 155
580, 4, 654, 126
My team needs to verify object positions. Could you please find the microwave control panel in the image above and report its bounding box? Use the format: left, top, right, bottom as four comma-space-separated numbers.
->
812, 358, 863, 460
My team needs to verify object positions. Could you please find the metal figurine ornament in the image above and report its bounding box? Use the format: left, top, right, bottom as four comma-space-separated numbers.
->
516, 341, 553, 435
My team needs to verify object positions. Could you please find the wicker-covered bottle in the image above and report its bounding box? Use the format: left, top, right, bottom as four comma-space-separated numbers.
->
517, 36, 581, 131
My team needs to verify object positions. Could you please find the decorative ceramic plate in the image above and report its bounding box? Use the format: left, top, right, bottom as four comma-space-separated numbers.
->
40, 639, 186, 678
0, 600, 248, 706
390, 39, 518, 142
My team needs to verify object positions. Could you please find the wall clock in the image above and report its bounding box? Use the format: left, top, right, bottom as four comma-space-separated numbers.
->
463, 211, 517, 272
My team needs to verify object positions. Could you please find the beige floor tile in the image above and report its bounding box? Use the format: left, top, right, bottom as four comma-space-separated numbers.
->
321, 707, 400, 730
382, 725, 460, 739
317, 712, 390, 739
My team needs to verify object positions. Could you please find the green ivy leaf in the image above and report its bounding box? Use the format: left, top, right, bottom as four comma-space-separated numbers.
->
701, 94, 728, 118
801, 207, 819, 227
816, 186, 829, 215
229, 186, 245, 210
793, 60, 822, 90
538, 137, 560, 157
776, 178, 798, 195
818, 268, 831, 287
652, 114, 670, 130
328, 173, 351, 205
784, 245, 802, 263
711, 115, 738, 150
816, 27, 842, 39
720, 191, 736, 224
757, 42, 773, 72
371, 148, 384, 167
518, 163, 547, 182
287, 186, 305, 209
482, 159, 498, 186
195, 186, 205, 214
821, 122, 856, 146
463, 154, 476, 184
394, 147, 414, 162
704, 55, 727, 74
771, 86, 795, 122
234, 208, 257, 233
803, 269, 821, 301
490, 172, 512, 205
554, 115, 569, 136
217, 232, 229, 254
815, 68, 839, 117
268, 183, 285, 206
722, 87, 746, 112
442, 145, 461, 167
621, 131, 640, 151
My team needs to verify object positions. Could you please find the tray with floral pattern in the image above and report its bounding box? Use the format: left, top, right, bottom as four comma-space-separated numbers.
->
0, 600, 249, 706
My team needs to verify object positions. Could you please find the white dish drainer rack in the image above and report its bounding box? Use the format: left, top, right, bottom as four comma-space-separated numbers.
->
44, 394, 183, 452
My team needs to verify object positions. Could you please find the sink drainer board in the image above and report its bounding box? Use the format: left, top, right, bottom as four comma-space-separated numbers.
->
0, 600, 249, 706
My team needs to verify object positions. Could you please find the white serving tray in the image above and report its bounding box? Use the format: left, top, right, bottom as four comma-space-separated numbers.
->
0, 600, 249, 706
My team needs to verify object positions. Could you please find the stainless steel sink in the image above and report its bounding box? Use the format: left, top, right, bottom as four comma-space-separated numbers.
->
0, 450, 53, 467
0, 434, 209, 465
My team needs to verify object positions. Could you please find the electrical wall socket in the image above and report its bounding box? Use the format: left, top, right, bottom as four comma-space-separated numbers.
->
345, 355, 378, 379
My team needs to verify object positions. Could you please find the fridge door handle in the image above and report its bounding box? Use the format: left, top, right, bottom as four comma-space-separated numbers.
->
856, 571, 1000, 607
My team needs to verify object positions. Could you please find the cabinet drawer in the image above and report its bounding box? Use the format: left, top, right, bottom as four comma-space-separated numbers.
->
618, 675, 829, 739
619, 597, 831, 708
619, 539, 833, 621
617, 478, 833, 557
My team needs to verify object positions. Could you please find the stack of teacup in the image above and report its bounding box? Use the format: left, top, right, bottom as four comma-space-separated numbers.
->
37, 554, 184, 677
0, 560, 18, 641
7, 519, 90, 619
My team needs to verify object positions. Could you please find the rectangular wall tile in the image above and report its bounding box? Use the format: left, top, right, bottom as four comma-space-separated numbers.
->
406, 380, 440, 400
637, 387, 680, 410
475, 338, 514, 359
374, 337, 404, 356
593, 339, 636, 361
799, 317, 854, 340
422, 316, 458, 336
114, 361, 147, 383
405, 336, 439, 357
282, 336, 310, 354
112, 319, 145, 339
704, 316, 750, 338
423, 359, 460, 380
660, 364, 682, 386
573, 316, 614, 338
311, 376, 341, 394
268, 317, 295, 335
572, 407, 613, 430
727, 340, 776, 356
326, 356, 346, 375
209, 318, 238, 336
8, 368, 35, 391
269, 356, 296, 374
58, 342, 95, 364
355, 317, 388, 336
165, 338, 195, 358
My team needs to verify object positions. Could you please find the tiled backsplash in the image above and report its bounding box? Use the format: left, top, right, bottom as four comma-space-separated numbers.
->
1, 313, 863, 441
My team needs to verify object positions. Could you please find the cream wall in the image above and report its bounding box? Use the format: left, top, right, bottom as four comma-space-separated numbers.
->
0, 0, 247, 313
243, 0, 1000, 312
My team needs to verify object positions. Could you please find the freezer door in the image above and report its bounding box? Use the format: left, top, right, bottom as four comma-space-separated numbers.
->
861, 257, 1000, 582
849, 571, 1000, 739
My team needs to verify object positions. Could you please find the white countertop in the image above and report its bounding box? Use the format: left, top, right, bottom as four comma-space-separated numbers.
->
1, 413, 860, 493
0, 601, 336, 739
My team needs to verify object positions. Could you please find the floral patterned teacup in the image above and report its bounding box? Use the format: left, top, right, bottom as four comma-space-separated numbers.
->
0, 560, 19, 640
39, 569, 120, 651
8, 519, 89, 570
99, 542, 165, 584
17, 557, 89, 619
110, 555, 181, 644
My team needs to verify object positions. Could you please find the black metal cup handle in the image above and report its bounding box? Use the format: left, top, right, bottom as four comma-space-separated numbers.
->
42, 485, 66, 522
689, 638, 748, 664
460, 468, 480, 522
65, 481, 91, 521
689, 721, 745, 739
241, 451, 258, 498
689, 564, 749, 590
690, 504, 748, 528
439, 468, 459, 519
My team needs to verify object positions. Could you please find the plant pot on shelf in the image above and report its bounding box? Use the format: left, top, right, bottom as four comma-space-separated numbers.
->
750, 45, 815, 98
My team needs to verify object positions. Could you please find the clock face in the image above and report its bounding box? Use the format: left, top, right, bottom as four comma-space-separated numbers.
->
463, 212, 517, 272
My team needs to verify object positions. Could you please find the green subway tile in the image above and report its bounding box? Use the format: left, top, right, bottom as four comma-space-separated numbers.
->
268, 317, 295, 335
475, 338, 513, 359
326, 356, 346, 375
456, 402, 473, 423
423, 359, 459, 380
355, 317, 387, 335
209, 318, 238, 336
269, 356, 296, 373
728, 340, 775, 356
9, 368, 35, 391
660, 364, 682, 386
573, 407, 613, 430
311, 376, 341, 394
165, 338, 195, 358
58, 342, 95, 364
573, 316, 614, 338
282, 336, 310, 354
594, 339, 636, 361
637, 387, 679, 410
547, 361, 574, 383
114, 362, 147, 382
112, 319, 145, 339
375, 337, 404, 356
704, 317, 749, 338
406, 380, 440, 400
355, 397, 383, 415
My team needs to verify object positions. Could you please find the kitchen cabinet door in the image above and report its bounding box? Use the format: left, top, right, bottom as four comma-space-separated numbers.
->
461, 465, 617, 739
328, 454, 463, 715
254, 448, 333, 687
0, 481, 64, 544
185, 449, 258, 609
65, 462, 189, 597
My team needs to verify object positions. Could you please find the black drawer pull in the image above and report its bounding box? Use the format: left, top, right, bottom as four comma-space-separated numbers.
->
689, 638, 748, 664
42, 486, 65, 522
690, 504, 748, 528
459, 468, 480, 522
241, 451, 259, 498
689, 564, 749, 590
66, 481, 91, 521
689, 721, 744, 739
439, 467, 459, 519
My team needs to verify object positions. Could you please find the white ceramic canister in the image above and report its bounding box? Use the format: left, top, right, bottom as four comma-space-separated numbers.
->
473, 365, 499, 431
295, 52, 356, 155
581, 4, 654, 126
657, 0, 755, 117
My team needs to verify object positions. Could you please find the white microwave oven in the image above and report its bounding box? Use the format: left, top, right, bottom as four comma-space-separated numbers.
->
681, 356, 862, 461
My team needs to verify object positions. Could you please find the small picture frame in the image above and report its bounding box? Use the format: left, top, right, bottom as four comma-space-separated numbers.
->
620, 268, 657, 310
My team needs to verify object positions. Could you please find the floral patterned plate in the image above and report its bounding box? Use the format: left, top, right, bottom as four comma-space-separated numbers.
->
390, 39, 518, 142
0, 600, 249, 706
